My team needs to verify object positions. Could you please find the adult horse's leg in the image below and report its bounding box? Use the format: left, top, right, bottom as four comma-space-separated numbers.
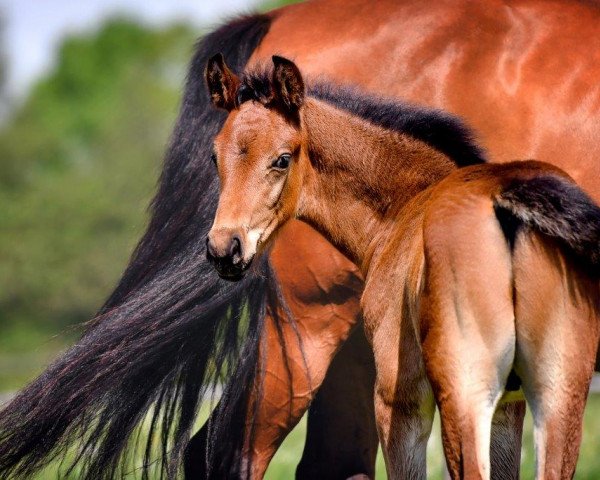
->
185, 325, 378, 480
489, 402, 525, 480
244, 221, 374, 478
185, 220, 377, 479
296, 324, 378, 480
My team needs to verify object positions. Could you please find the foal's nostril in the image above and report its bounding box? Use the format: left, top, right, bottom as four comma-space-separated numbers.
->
229, 236, 242, 265
205, 232, 249, 280
206, 236, 219, 263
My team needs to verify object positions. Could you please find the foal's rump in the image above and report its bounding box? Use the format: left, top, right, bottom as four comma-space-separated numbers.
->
493, 163, 600, 476
419, 160, 600, 478
424, 159, 600, 279
422, 160, 600, 351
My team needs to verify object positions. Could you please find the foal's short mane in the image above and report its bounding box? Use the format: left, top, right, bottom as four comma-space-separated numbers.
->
237, 68, 487, 167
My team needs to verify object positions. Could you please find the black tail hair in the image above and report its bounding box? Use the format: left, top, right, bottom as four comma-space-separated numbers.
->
0, 13, 273, 479
494, 174, 600, 273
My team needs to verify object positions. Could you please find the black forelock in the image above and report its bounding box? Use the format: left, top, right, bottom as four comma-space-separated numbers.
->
236, 67, 487, 167
237, 67, 273, 105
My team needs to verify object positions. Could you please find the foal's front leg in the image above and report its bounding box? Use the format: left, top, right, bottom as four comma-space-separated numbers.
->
374, 375, 435, 480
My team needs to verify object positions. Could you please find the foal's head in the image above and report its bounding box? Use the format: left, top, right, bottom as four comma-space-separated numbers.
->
205, 54, 308, 280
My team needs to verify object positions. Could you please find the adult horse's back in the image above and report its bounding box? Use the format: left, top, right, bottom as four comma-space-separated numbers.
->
255, 0, 600, 193
1, 1, 599, 478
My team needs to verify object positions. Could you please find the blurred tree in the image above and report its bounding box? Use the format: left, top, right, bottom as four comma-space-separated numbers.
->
0, 18, 196, 340
259, 0, 303, 12
0, 1, 291, 360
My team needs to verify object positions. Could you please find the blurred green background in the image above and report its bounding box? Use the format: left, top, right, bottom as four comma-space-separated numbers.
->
0, 1, 598, 478
0, 17, 194, 388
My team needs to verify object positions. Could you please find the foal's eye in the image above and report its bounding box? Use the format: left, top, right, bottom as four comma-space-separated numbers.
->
272, 153, 291, 170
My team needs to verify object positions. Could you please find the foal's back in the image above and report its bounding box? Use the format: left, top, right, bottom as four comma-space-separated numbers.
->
418, 160, 600, 478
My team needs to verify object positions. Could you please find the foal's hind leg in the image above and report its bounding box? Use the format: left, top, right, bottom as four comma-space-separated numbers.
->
420, 295, 515, 480
513, 234, 599, 479
420, 206, 516, 479
365, 290, 435, 479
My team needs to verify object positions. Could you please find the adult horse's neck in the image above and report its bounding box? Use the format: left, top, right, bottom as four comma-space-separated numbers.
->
298, 97, 456, 273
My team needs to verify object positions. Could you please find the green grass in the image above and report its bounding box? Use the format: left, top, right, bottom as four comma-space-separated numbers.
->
265, 396, 600, 479
0, 326, 75, 391
4, 382, 600, 478
4, 340, 600, 479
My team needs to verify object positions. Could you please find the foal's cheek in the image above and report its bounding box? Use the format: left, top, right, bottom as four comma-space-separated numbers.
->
264, 175, 288, 209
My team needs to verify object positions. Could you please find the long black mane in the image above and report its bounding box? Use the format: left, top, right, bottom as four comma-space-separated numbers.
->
0, 13, 273, 480
239, 69, 487, 167
309, 83, 486, 167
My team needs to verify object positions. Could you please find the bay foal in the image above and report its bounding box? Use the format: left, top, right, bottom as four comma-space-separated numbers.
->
205, 55, 600, 479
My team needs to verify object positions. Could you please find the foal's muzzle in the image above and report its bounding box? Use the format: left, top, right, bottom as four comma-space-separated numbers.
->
206, 231, 250, 281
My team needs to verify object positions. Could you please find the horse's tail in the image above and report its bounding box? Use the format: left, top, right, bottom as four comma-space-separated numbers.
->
494, 172, 600, 273
0, 13, 274, 479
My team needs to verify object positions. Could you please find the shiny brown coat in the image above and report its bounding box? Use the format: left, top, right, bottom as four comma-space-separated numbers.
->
205, 55, 600, 479
200, 0, 600, 477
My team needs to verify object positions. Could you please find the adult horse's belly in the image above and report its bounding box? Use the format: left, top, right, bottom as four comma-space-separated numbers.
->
252, 0, 600, 329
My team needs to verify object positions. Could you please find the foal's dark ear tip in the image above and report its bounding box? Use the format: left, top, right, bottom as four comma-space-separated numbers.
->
271, 55, 305, 113
272, 55, 294, 67
209, 52, 224, 63
207, 53, 225, 70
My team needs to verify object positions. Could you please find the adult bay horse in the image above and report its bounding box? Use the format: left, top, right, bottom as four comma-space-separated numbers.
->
193, 1, 600, 477
0, 0, 599, 479
205, 54, 600, 480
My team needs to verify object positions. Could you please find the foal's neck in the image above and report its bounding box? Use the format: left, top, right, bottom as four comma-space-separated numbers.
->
298, 98, 456, 273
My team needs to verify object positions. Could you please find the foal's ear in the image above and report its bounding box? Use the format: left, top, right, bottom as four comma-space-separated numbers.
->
272, 56, 305, 112
205, 53, 240, 111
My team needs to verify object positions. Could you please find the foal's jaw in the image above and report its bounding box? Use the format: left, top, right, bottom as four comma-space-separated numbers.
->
206, 217, 281, 280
